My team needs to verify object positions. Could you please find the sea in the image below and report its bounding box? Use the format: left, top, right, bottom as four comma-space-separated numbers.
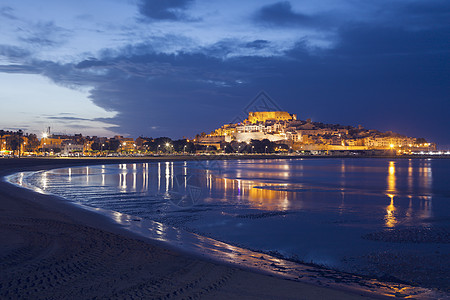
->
8, 158, 450, 297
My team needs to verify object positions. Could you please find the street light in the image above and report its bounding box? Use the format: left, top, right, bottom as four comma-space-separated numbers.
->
389, 144, 395, 156
165, 142, 171, 154
265, 146, 268, 154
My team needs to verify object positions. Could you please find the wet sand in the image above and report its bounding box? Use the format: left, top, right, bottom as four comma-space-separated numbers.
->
0, 158, 387, 299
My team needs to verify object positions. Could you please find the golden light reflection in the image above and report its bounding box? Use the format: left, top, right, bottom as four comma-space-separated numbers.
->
420, 162, 432, 193
419, 196, 432, 220
406, 195, 413, 219
407, 159, 413, 193
385, 194, 397, 227
248, 186, 290, 210
387, 161, 396, 194
340, 160, 346, 187
338, 191, 345, 215
212, 177, 293, 211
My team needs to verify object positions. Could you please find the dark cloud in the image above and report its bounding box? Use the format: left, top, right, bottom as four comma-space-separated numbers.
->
66, 124, 98, 130
279, 23, 450, 145
80, 51, 251, 135
333, 25, 450, 56
0, 6, 16, 20
4, 126, 30, 131
47, 116, 91, 121
0, 64, 40, 74
254, 1, 315, 27
75, 59, 111, 69
17, 21, 70, 48
15, 18, 447, 144
245, 40, 270, 49
138, 0, 194, 21
392, 0, 450, 29
0, 44, 30, 59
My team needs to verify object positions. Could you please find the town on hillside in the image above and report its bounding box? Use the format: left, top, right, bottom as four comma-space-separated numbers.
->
0, 111, 440, 157
198, 111, 437, 154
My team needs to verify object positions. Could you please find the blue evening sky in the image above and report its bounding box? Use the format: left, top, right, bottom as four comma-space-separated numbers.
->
0, 1, 449, 146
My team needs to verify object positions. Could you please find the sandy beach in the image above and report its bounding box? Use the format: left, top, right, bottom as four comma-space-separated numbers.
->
0, 157, 397, 299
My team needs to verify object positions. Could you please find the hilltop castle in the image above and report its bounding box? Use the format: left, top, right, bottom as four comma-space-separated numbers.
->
247, 111, 296, 124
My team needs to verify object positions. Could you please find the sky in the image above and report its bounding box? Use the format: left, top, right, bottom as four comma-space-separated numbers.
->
0, 0, 449, 147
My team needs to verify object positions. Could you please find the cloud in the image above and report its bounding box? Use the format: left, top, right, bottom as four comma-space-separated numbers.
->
0, 6, 16, 20
280, 22, 450, 143
254, 1, 315, 27
245, 40, 270, 49
17, 21, 71, 48
387, 0, 450, 29
0, 44, 30, 60
0, 64, 40, 74
46, 116, 91, 121
138, 0, 194, 21
7, 18, 447, 142
75, 59, 111, 69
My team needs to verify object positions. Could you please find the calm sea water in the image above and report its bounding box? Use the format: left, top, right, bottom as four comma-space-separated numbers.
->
14, 158, 450, 287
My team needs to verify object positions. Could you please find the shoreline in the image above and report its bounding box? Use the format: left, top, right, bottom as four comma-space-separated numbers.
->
5, 153, 450, 161
0, 158, 445, 299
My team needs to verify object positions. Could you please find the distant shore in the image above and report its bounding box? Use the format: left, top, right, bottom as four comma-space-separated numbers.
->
0, 157, 445, 299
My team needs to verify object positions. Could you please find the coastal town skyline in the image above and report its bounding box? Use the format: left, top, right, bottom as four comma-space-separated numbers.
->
0, 95, 447, 151
0, 1, 449, 148
0, 108, 441, 156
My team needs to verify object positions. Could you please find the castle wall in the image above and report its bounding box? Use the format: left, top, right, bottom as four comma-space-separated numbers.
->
247, 111, 296, 123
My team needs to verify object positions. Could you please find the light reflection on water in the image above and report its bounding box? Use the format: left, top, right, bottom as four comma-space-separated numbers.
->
27, 159, 443, 228
8, 158, 450, 298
